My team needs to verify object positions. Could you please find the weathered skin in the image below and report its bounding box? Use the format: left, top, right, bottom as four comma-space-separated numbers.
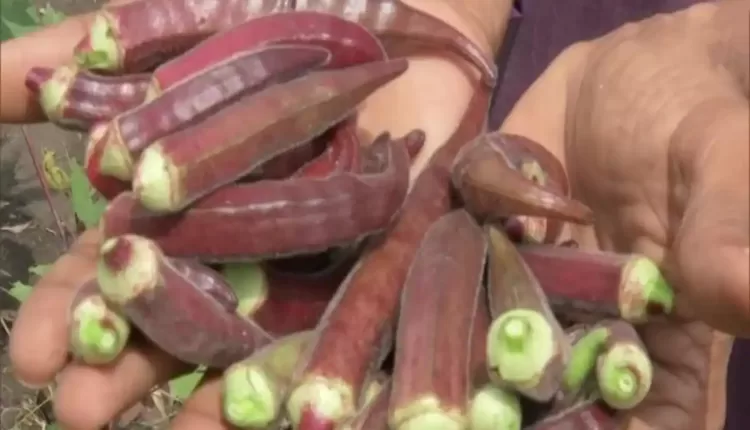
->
284, 89, 490, 430
131, 58, 409, 213
102, 137, 411, 262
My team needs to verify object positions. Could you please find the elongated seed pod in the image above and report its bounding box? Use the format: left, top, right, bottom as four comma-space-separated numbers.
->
452, 134, 593, 224
296, 0, 497, 86
517, 245, 675, 323
222, 331, 314, 429
96, 235, 273, 368
485, 226, 571, 402
340, 379, 392, 430
388, 210, 487, 430
292, 118, 364, 179
524, 400, 617, 430
93, 45, 330, 181
596, 321, 653, 410
152, 11, 386, 91
284, 89, 490, 430
84, 125, 130, 200
102, 137, 410, 262
68, 278, 131, 365
468, 293, 522, 430
26, 65, 150, 130
132, 59, 408, 213
74, 0, 294, 72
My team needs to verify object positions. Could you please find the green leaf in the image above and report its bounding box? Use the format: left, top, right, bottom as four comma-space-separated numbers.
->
37, 5, 67, 26
169, 370, 205, 401
29, 264, 52, 277
45, 422, 62, 430
8, 281, 33, 302
0, 0, 41, 41
69, 159, 107, 228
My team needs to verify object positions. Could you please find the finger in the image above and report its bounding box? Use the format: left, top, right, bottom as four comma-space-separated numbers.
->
8, 229, 102, 387
54, 338, 189, 430
671, 98, 750, 335
170, 372, 234, 430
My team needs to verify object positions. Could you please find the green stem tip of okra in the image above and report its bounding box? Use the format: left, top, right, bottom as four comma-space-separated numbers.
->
469, 384, 522, 430
562, 327, 611, 394
222, 362, 280, 428
487, 309, 555, 387
69, 294, 131, 364
597, 342, 653, 410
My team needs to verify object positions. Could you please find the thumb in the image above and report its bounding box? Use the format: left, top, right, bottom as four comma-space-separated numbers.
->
670, 98, 750, 336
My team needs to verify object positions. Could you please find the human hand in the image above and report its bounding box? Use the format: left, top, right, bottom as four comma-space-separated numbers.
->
4, 1, 513, 429
500, 1, 748, 429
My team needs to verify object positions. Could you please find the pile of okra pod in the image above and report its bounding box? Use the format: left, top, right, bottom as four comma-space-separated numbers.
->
26, 1, 676, 429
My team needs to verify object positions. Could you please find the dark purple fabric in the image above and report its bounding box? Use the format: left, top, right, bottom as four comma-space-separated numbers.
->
489, 2, 745, 429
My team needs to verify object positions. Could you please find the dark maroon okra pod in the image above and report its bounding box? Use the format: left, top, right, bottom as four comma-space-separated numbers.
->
68, 278, 131, 365
74, 0, 294, 72
340, 379, 393, 430
517, 245, 675, 323
132, 58, 409, 213
102, 137, 410, 261
452, 134, 593, 224
484, 226, 571, 402
284, 89, 491, 430
152, 11, 386, 88
296, 0, 498, 86
25, 65, 150, 130
388, 210, 487, 430
96, 234, 273, 368
92, 44, 330, 181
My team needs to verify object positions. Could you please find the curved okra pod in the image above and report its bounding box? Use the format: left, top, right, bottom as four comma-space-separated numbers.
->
102, 136, 410, 262
96, 234, 273, 368
485, 226, 571, 402
296, 0, 498, 86
596, 321, 653, 410
73, 0, 294, 72
388, 210, 487, 430
222, 331, 314, 429
452, 133, 593, 225
68, 278, 131, 364
91, 45, 330, 181
25, 65, 150, 131
132, 58, 408, 213
517, 245, 675, 323
284, 89, 491, 430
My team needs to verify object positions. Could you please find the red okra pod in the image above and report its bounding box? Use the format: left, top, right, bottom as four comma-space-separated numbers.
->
68, 278, 131, 365
517, 245, 675, 323
132, 58, 408, 213
74, 0, 294, 72
221, 257, 354, 337
96, 234, 273, 368
222, 330, 314, 429
152, 11, 386, 90
84, 125, 130, 200
25, 65, 150, 130
284, 88, 491, 430
485, 226, 571, 402
452, 134, 593, 225
93, 45, 330, 181
388, 210, 487, 430
524, 400, 617, 430
296, 0, 498, 86
468, 293, 522, 430
340, 379, 393, 430
102, 137, 410, 262
595, 321, 653, 410
291, 118, 364, 179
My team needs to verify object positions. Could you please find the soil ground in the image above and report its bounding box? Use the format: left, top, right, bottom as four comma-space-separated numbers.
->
1, 1, 181, 427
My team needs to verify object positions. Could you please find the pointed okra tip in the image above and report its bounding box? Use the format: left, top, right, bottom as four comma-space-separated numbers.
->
91, 123, 136, 181
286, 378, 354, 430
97, 235, 160, 306
133, 144, 181, 213
621, 256, 675, 321
469, 385, 522, 430
69, 294, 130, 364
222, 363, 279, 428
74, 13, 121, 71
597, 343, 653, 410
486, 309, 556, 389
